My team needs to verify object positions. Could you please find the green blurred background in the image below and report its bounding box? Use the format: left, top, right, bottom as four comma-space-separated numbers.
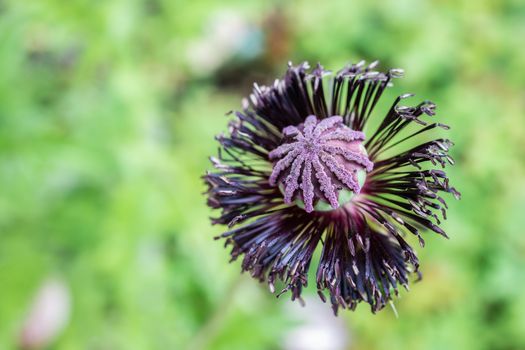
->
0, 0, 524, 349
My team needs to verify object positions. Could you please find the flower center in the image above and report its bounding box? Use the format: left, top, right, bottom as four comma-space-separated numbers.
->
268, 115, 373, 213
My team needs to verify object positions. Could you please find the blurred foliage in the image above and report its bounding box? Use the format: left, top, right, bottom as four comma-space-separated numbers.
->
0, 0, 524, 349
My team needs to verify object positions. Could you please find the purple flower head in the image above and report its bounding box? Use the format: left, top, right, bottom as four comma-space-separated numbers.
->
204, 61, 460, 314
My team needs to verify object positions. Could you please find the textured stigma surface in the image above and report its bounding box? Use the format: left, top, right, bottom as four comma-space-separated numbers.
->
269, 115, 373, 212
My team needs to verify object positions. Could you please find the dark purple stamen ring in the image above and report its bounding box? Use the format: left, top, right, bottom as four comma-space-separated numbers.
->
204, 60, 460, 315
